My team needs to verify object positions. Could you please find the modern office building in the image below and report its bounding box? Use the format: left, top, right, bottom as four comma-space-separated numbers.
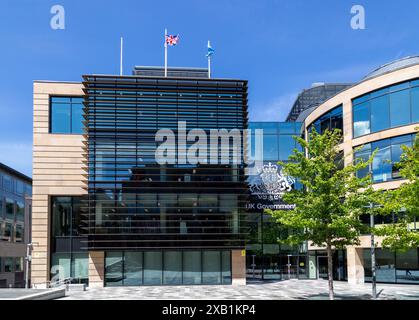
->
300, 56, 419, 284
286, 83, 352, 122
0, 162, 32, 288
32, 67, 249, 287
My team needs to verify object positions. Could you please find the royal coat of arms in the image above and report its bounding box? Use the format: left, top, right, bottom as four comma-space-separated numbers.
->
249, 163, 295, 200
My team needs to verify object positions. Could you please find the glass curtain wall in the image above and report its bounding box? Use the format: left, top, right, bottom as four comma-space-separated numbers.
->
353, 79, 419, 138
104, 250, 231, 286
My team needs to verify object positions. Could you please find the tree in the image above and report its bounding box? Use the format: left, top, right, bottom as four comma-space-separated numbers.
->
267, 129, 376, 300
374, 130, 419, 251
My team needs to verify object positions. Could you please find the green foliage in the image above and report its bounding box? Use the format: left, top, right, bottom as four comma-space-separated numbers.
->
267, 128, 377, 249
375, 130, 419, 251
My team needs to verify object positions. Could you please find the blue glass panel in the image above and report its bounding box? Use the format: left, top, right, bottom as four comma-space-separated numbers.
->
353, 94, 370, 106
410, 79, 419, 87
278, 135, 296, 161
256, 122, 278, 134
372, 140, 392, 183
370, 95, 390, 132
411, 87, 419, 123
390, 90, 410, 127
390, 82, 410, 92
370, 87, 390, 99
51, 97, 71, 103
71, 103, 84, 134
51, 103, 71, 133
278, 122, 295, 134
353, 102, 370, 137
263, 135, 279, 161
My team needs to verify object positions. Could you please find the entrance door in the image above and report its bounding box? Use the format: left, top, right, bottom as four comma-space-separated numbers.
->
317, 256, 328, 280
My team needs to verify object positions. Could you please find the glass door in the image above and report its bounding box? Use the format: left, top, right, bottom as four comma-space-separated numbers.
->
317, 256, 328, 279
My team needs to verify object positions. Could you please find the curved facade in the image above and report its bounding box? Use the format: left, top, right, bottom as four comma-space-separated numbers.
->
303, 59, 419, 285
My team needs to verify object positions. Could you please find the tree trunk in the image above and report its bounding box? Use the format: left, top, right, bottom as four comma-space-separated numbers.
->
326, 243, 335, 300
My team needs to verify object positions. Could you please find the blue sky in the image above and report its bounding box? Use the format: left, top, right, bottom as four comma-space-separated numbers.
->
1, 0, 419, 176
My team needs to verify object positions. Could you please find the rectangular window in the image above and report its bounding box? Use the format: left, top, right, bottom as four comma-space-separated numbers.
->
372, 140, 392, 183
15, 181, 24, 195
183, 251, 202, 285
370, 95, 390, 132
16, 201, 24, 221
163, 251, 182, 285
105, 252, 123, 286
15, 257, 23, 272
50, 96, 84, 134
143, 251, 162, 285
263, 135, 279, 161
3, 223, 12, 241
353, 102, 370, 137
390, 90, 411, 128
51, 253, 71, 281
2, 175, 13, 193
5, 198, 14, 220
221, 251, 232, 284
123, 252, 143, 286
411, 87, 419, 123
202, 251, 221, 284
15, 224, 23, 243
4, 257, 13, 272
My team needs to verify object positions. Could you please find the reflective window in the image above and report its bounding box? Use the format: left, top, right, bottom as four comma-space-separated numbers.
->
124, 252, 143, 286
15, 224, 23, 243
16, 201, 24, 221
370, 95, 389, 132
308, 105, 343, 135
105, 252, 123, 286
353, 80, 419, 138
390, 90, 410, 127
5, 198, 14, 220
203, 251, 221, 284
143, 251, 162, 285
15, 257, 23, 272
163, 251, 182, 285
50, 96, 84, 134
2, 175, 13, 193
354, 134, 415, 183
4, 257, 13, 272
183, 251, 202, 284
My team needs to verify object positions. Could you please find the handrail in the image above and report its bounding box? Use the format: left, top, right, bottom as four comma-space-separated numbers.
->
32, 277, 73, 289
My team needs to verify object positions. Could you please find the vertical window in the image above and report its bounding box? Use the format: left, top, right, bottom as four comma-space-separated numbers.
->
51, 253, 71, 281
52, 197, 72, 237
278, 136, 296, 161
353, 102, 370, 137
4, 257, 13, 272
370, 95, 390, 132
50, 96, 84, 134
124, 252, 143, 286
15, 181, 24, 195
15, 224, 23, 243
202, 251, 221, 284
183, 251, 202, 284
372, 140, 392, 183
411, 87, 419, 123
390, 90, 410, 127
221, 251, 232, 284
105, 252, 123, 286
3, 223, 12, 241
263, 135, 279, 161
16, 201, 24, 221
15, 257, 23, 272
3, 175, 13, 193
143, 251, 162, 285
5, 198, 14, 220
163, 251, 182, 285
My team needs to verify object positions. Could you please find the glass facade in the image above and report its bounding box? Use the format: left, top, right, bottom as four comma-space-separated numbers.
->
104, 250, 231, 286
50, 196, 88, 284
50, 96, 84, 134
83, 75, 248, 250
353, 79, 419, 138
363, 248, 419, 284
307, 105, 343, 136
354, 134, 416, 183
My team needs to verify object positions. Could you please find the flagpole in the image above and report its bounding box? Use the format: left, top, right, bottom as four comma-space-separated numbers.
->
207, 40, 211, 79
164, 28, 168, 77
120, 36, 123, 76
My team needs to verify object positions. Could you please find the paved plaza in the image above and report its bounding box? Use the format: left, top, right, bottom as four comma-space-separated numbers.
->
61, 280, 419, 300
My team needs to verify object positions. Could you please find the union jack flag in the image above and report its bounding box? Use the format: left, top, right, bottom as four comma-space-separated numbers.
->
165, 34, 180, 46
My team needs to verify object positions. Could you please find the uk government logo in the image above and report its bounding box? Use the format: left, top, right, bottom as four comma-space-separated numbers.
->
248, 163, 296, 210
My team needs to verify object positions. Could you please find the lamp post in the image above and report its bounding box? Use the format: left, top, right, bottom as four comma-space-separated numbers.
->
364, 203, 382, 300
25, 242, 38, 289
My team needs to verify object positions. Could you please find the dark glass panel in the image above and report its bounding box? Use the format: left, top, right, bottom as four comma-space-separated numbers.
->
183, 251, 202, 284
202, 251, 221, 284
143, 251, 162, 285
124, 252, 143, 285
163, 251, 182, 285
105, 252, 123, 286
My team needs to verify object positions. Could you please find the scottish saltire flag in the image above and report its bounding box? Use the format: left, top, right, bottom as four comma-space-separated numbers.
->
165, 34, 180, 46
206, 43, 215, 57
